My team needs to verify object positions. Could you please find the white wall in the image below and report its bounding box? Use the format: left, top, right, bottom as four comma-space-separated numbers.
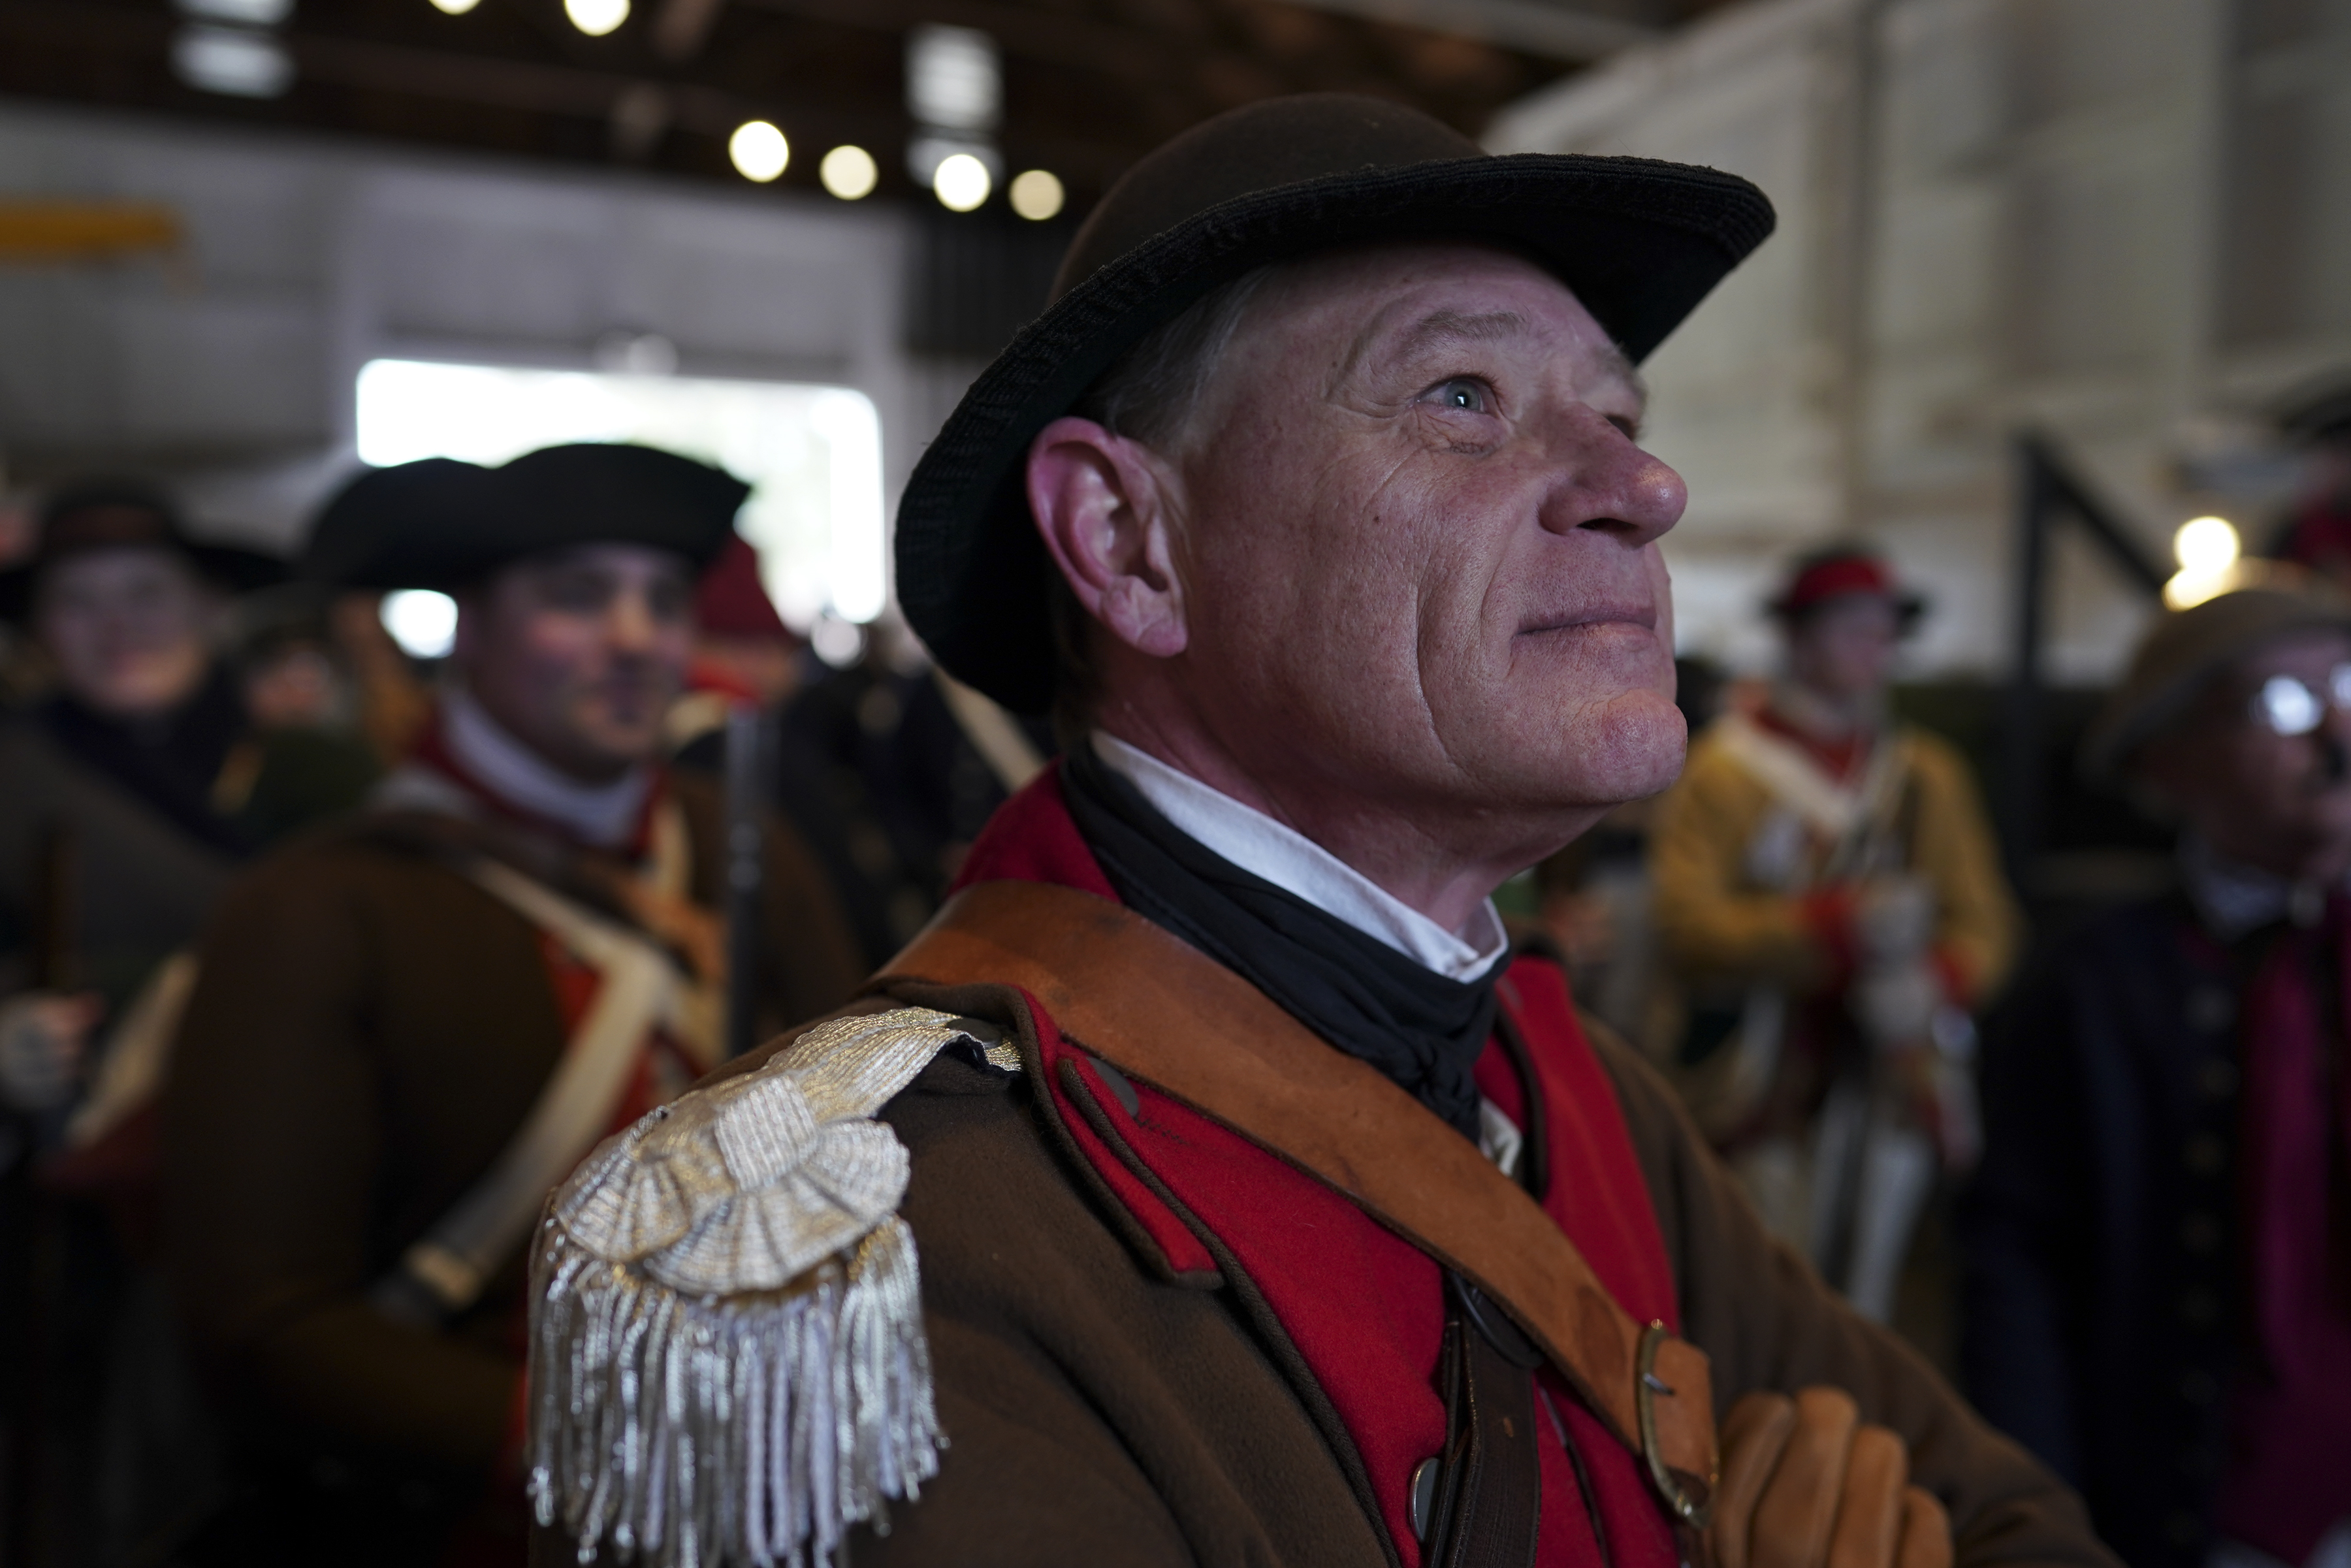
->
1490, 0, 2351, 682
0, 97, 920, 568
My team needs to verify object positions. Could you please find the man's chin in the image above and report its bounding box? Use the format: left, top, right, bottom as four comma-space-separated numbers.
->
560, 718, 664, 778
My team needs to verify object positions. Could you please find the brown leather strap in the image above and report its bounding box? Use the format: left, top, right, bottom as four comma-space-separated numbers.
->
875, 878, 1718, 1517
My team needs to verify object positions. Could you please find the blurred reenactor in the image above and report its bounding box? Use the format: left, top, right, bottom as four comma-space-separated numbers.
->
161, 445, 863, 1563
1964, 584, 2351, 1568
0, 482, 374, 1137
1648, 547, 2018, 1320
0, 481, 375, 1565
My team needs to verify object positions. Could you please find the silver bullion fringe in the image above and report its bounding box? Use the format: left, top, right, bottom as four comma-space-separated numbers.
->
528, 1213, 942, 1568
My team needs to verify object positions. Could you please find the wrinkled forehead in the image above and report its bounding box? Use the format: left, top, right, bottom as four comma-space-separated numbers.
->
1236, 238, 1642, 396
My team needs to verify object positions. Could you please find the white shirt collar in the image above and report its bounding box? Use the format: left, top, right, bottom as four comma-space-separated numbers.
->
1090, 731, 1509, 984
438, 684, 652, 850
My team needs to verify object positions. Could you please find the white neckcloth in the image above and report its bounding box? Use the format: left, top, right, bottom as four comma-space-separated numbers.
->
1090, 731, 1509, 984
442, 685, 652, 850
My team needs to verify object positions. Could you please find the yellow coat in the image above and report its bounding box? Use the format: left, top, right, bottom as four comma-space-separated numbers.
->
1648, 714, 2021, 1016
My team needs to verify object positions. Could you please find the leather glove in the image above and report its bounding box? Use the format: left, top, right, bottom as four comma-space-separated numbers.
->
1710, 1387, 1951, 1568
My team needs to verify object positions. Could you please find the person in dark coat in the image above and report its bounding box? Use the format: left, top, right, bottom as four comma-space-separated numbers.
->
1962, 584, 2351, 1568
0, 481, 375, 1568
160, 447, 865, 1564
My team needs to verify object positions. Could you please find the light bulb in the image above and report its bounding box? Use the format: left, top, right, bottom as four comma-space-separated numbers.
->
729, 120, 790, 183
820, 144, 878, 200
429, 0, 479, 13
933, 152, 991, 212
2173, 515, 2240, 576
1008, 168, 1064, 221
564, 0, 628, 36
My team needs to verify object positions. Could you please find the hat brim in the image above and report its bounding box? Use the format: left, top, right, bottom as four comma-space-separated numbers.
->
898, 153, 1776, 714
301, 448, 746, 592
0, 539, 284, 622
1767, 588, 1928, 628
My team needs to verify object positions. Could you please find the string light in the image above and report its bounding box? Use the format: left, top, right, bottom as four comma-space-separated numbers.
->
1008, 169, 1063, 221
564, 0, 628, 37
933, 152, 991, 212
729, 121, 790, 183
820, 145, 878, 200
428, 0, 479, 13
2164, 515, 2243, 609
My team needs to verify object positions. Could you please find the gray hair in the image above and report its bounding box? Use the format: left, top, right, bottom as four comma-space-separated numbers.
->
1069, 265, 1276, 455
1049, 265, 1276, 743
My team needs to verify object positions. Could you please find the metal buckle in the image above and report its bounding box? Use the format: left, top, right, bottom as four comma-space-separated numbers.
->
1635, 1320, 1717, 1531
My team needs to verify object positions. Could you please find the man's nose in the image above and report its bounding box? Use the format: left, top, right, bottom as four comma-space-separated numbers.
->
607, 588, 660, 651
1535, 408, 1686, 549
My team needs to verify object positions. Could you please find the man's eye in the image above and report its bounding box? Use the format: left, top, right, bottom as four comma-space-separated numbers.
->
1433, 377, 1490, 413
541, 575, 609, 611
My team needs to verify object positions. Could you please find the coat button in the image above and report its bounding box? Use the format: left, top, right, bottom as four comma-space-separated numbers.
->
1410, 1456, 1441, 1541
2181, 1369, 2218, 1405
2188, 987, 2234, 1032
2182, 1211, 2221, 1252
2184, 1134, 2226, 1176
2180, 1289, 2218, 1328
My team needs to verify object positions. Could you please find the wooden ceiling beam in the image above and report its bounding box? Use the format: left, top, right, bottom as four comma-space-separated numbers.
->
1268, 0, 1656, 61
0, 1, 1140, 180
728, 0, 1402, 101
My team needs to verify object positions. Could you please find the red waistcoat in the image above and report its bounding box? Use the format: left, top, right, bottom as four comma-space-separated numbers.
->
955, 767, 1685, 1568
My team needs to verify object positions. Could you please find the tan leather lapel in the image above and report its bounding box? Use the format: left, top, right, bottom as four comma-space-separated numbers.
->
875, 878, 1718, 1514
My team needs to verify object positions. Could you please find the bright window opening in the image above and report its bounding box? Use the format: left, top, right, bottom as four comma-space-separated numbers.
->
355, 359, 887, 627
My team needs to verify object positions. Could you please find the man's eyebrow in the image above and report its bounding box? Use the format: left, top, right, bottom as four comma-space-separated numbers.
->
1386, 308, 1531, 360
1350, 307, 1650, 409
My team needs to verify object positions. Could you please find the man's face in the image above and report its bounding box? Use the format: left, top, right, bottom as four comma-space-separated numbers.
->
1166, 242, 1686, 829
456, 544, 694, 782
35, 547, 214, 718
2143, 630, 2351, 878
1786, 594, 1900, 704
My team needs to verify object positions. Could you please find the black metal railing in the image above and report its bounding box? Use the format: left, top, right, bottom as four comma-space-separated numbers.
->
1995, 430, 2168, 886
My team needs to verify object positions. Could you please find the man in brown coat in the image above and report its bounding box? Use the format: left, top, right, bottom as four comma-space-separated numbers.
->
528, 99, 2111, 1568
161, 445, 863, 1562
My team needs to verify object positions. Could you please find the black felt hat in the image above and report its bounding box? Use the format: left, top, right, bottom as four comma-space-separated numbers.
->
0, 478, 284, 622
304, 444, 748, 590
895, 92, 1778, 713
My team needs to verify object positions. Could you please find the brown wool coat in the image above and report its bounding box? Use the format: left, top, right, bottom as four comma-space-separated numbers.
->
162, 773, 865, 1487
535, 977, 2113, 1568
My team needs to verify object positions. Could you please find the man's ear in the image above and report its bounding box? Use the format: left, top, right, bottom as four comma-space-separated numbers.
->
1027, 416, 1188, 660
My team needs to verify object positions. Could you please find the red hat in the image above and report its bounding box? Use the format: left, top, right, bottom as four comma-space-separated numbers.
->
694, 534, 793, 643
1767, 547, 1925, 625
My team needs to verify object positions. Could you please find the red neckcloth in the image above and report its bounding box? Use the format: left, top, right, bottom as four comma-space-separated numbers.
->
2213, 899, 2351, 1562
1751, 703, 1870, 784
957, 762, 1683, 1566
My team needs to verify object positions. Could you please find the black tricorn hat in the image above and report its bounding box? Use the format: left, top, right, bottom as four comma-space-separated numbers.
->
304, 444, 747, 590
895, 92, 1777, 714
0, 477, 283, 622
